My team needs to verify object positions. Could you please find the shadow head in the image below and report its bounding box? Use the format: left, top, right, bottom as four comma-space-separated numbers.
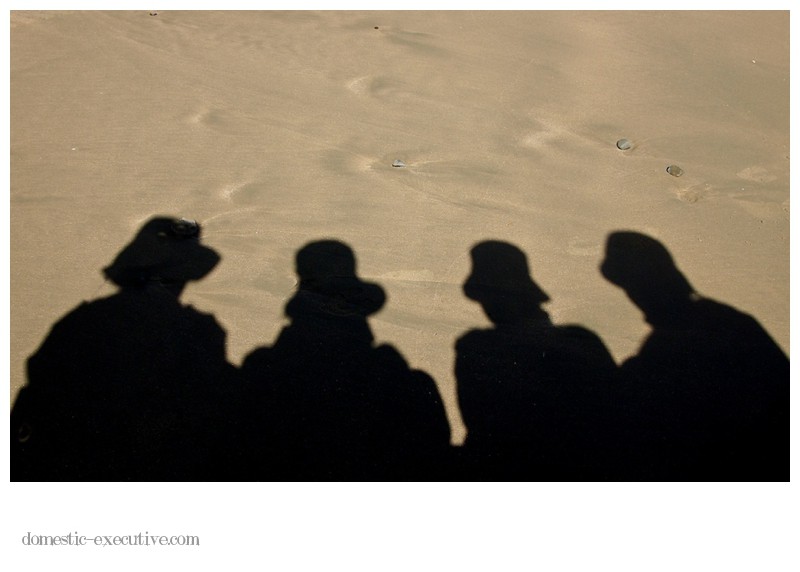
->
293, 239, 386, 317
103, 216, 220, 289
463, 240, 550, 324
600, 231, 695, 317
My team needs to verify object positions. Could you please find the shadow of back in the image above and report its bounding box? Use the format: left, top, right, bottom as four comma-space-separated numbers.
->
241, 240, 451, 480
601, 231, 788, 480
456, 241, 618, 480
11, 217, 238, 481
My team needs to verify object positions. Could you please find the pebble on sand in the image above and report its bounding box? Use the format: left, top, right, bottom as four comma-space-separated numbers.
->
392, 160, 406, 168
616, 138, 632, 150
666, 165, 684, 177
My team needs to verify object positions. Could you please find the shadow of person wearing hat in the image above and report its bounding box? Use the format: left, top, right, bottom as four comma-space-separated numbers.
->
455, 241, 617, 481
11, 216, 238, 481
600, 231, 788, 481
241, 240, 451, 481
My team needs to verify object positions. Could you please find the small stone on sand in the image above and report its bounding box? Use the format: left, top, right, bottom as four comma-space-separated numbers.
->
616, 138, 632, 150
666, 165, 684, 177
392, 160, 406, 168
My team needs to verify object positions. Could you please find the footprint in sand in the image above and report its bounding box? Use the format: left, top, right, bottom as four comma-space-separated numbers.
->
736, 166, 777, 184
675, 184, 710, 204
183, 106, 235, 130
184, 107, 213, 125
517, 118, 599, 156
219, 181, 248, 201
519, 124, 565, 150
346, 76, 371, 96
731, 193, 788, 220
346, 75, 418, 103
320, 149, 379, 174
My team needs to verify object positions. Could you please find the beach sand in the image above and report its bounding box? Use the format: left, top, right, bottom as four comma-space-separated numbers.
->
10, 10, 789, 445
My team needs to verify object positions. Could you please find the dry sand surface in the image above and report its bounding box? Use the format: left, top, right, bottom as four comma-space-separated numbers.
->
10, 10, 789, 445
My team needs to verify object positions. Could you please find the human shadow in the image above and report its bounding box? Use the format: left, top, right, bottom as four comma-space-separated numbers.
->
10, 216, 240, 481
455, 240, 618, 481
600, 231, 789, 481
240, 239, 451, 481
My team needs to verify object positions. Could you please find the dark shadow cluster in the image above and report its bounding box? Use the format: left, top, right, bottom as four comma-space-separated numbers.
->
10, 218, 789, 482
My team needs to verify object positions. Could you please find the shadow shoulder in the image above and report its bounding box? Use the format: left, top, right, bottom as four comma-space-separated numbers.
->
455, 327, 494, 348
555, 323, 617, 370
694, 298, 787, 355
240, 346, 274, 376
556, 323, 605, 341
555, 323, 612, 350
374, 343, 413, 371
693, 297, 771, 332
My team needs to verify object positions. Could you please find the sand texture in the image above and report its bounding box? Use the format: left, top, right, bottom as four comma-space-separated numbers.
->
10, 11, 789, 445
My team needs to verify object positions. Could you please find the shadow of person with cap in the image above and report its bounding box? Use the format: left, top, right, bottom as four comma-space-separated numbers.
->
600, 231, 789, 481
455, 241, 617, 481
241, 239, 451, 481
10, 216, 239, 481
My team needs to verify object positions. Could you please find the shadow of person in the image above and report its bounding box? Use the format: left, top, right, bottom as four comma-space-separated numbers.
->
241, 240, 451, 481
10, 216, 239, 481
455, 241, 617, 481
600, 231, 789, 481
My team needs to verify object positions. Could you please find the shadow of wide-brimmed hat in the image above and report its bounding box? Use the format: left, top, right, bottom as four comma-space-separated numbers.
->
103, 216, 220, 288
287, 240, 386, 316
291, 240, 386, 317
463, 240, 550, 304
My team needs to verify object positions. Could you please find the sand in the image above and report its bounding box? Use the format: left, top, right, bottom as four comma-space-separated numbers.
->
9, 10, 789, 446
